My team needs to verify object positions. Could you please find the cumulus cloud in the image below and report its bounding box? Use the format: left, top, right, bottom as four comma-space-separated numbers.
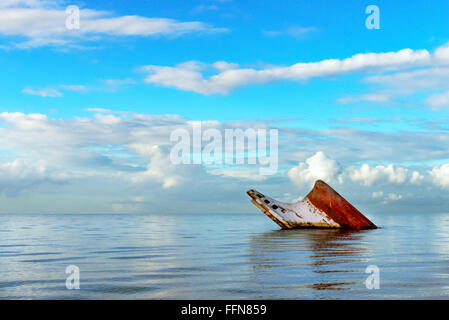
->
288, 152, 341, 187
284, 151, 449, 212
0, 0, 227, 49
430, 164, 449, 189
410, 171, 424, 184
127, 144, 183, 189
287, 152, 428, 190
347, 164, 408, 186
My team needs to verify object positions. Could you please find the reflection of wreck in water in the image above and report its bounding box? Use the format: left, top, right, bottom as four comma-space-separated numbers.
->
248, 228, 374, 293
247, 180, 377, 230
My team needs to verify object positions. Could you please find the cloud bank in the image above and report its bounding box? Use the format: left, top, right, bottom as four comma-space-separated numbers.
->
1, 111, 449, 213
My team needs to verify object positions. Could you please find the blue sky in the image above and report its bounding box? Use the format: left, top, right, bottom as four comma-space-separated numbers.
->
1, 0, 449, 214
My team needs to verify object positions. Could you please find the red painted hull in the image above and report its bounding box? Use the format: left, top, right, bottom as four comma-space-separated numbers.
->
305, 180, 377, 230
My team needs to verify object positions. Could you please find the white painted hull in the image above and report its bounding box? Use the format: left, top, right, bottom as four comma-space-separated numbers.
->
247, 189, 340, 229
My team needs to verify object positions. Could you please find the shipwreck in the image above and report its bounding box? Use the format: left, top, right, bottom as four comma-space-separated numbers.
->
247, 180, 377, 230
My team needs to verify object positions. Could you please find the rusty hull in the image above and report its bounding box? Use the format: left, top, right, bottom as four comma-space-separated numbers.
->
247, 180, 377, 230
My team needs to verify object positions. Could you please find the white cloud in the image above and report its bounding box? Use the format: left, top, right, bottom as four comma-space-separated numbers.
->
426, 91, 449, 110
15, 38, 71, 49
59, 84, 87, 93
0, 0, 53, 8
347, 164, 408, 186
334, 117, 401, 124
103, 78, 136, 86
0, 159, 68, 196
0, 111, 273, 196
2, 112, 449, 213
0, 111, 195, 202
192, 4, 219, 14
141, 46, 434, 94
0, 0, 227, 49
101, 78, 137, 92
262, 26, 317, 39
372, 191, 402, 202
211, 61, 240, 71
207, 168, 267, 181
363, 66, 449, 111
366, 68, 449, 90
127, 144, 183, 189
23, 79, 138, 97
288, 151, 421, 189
386, 193, 403, 201
22, 86, 62, 97
133, 197, 144, 203
372, 191, 384, 198
336, 93, 391, 104
285, 126, 449, 168
434, 43, 449, 64
430, 164, 449, 189
410, 171, 424, 184
288, 151, 341, 186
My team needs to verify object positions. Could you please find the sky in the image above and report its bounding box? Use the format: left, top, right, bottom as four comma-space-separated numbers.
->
1, 0, 449, 214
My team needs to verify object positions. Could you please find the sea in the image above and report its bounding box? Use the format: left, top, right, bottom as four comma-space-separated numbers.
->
1, 212, 449, 299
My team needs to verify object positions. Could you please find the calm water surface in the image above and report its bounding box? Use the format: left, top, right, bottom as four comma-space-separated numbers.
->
1, 212, 449, 299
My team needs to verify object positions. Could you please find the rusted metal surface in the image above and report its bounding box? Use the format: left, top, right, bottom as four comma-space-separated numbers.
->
305, 180, 377, 230
247, 180, 377, 230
